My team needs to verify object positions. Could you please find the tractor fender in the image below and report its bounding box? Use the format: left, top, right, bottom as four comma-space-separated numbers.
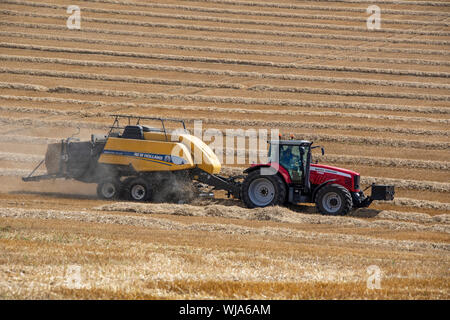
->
311, 179, 337, 202
243, 164, 292, 184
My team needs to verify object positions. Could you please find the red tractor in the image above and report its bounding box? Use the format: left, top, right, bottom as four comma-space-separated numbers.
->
237, 139, 394, 215
191, 138, 394, 215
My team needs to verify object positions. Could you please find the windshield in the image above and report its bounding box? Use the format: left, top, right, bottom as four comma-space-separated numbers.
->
269, 143, 311, 183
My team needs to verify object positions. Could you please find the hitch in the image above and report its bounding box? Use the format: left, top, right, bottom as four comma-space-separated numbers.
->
352, 184, 395, 208
22, 159, 66, 182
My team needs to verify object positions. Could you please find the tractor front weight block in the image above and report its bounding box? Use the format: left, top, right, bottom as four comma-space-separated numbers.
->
370, 184, 395, 201
352, 184, 395, 208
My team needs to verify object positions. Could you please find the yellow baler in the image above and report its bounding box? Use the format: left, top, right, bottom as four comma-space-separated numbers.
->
23, 115, 235, 202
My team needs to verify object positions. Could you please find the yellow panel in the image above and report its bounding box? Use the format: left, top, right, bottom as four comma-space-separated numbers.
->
99, 137, 194, 172
177, 134, 221, 174
143, 131, 167, 141
142, 130, 221, 174
102, 130, 221, 175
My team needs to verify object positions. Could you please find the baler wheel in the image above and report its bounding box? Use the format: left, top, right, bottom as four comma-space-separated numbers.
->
97, 178, 121, 200
125, 178, 152, 202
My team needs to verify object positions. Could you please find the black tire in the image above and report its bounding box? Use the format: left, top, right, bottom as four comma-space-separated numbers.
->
315, 183, 353, 216
97, 178, 121, 200
241, 169, 287, 208
124, 177, 152, 202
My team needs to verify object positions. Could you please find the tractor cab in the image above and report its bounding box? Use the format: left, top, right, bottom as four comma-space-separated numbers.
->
268, 140, 313, 188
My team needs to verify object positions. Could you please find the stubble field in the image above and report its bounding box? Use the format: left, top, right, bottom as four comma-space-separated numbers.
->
0, 0, 449, 299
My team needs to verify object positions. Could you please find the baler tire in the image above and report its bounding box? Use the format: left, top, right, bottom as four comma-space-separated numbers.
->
315, 183, 353, 216
242, 169, 286, 208
125, 177, 152, 202
97, 178, 121, 200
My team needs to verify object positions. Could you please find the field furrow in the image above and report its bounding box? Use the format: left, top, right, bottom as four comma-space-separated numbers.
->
1, 103, 449, 139
2, 42, 448, 79
76, 0, 450, 22
3, 54, 450, 91
4, 0, 450, 38
2, 9, 449, 47
2, 93, 448, 116
3, 22, 449, 58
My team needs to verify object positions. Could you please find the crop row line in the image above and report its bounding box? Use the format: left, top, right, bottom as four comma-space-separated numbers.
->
2, 9, 448, 46
2, 30, 449, 68
0, 168, 46, 177
8, 102, 450, 138
223, 149, 450, 171
3, 67, 450, 102
0, 106, 448, 150
363, 178, 450, 194
2, 80, 450, 116
0, 67, 244, 90
78, 0, 450, 20
6, 93, 448, 124
3, 21, 447, 57
320, 155, 449, 171
290, 0, 450, 6
2, 93, 449, 116
180, 0, 450, 10
4, 1, 449, 36
248, 85, 450, 101
1, 42, 448, 79
2, 104, 448, 138
2, 207, 449, 251
4, 54, 449, 91
2, 94, 450, 121
0, 152, 42, 162
387, 198, 450, 211
0, 135, 58, 144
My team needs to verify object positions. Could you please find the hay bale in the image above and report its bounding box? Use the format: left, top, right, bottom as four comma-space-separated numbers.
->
45, 143, 61, 174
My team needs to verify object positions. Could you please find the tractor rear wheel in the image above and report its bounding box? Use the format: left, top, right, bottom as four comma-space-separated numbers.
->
125, 178, 152, 202
97, 178, 121, 200
315, 184, 353, 216
242, 170, 286, 208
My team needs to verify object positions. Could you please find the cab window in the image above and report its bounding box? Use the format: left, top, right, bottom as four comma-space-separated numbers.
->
279, 145, 304, 183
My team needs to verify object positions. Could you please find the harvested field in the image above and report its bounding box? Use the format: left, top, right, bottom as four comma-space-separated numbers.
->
0, 0, 448, 300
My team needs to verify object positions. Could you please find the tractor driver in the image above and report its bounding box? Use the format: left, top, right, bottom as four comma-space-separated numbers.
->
280, 145, 303, 183
280, 145, 293, 168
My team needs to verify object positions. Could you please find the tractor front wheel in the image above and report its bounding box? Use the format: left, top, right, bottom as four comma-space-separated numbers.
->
242, 170, 287, 208
315, 184, 353, 216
